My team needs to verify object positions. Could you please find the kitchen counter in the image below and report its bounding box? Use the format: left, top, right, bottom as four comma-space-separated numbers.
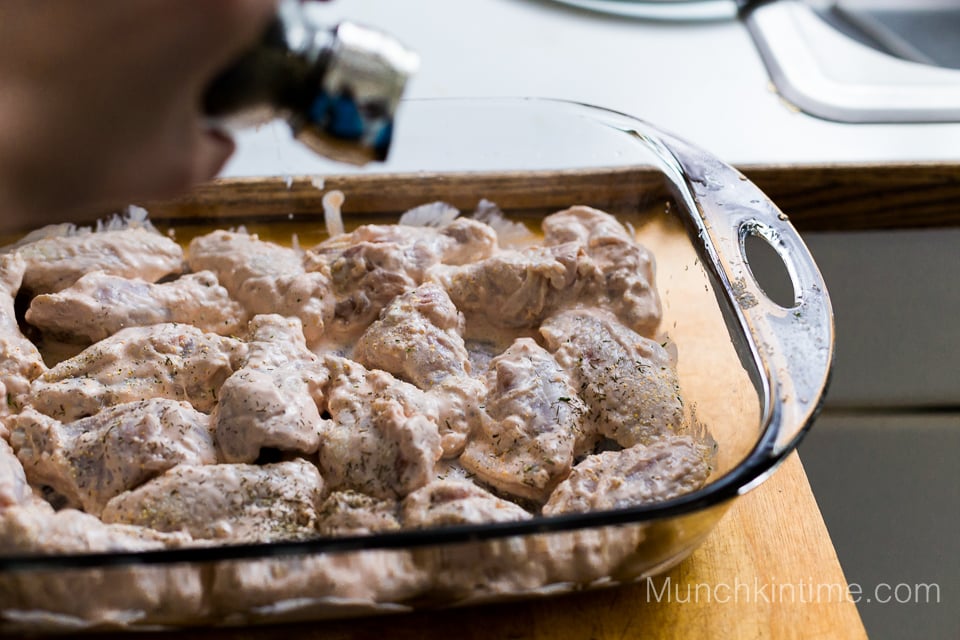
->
223, 0, 960, 178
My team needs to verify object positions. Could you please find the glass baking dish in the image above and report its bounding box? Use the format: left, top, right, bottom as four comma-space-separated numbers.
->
0, 98, 833, 632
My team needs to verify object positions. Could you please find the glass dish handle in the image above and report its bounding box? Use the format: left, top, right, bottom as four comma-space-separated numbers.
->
654, 130, 835, 475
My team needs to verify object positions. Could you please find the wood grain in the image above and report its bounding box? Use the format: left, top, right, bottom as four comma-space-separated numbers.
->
140, 163, 960, 233
741, 163, 960, 231
32, 454, 862, 640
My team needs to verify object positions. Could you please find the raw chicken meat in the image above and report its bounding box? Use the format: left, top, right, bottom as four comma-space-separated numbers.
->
353, 283, 484, 456
317, 491, 401, 536
210, 550, 425, 615
236, 271, 333, 345
542, 206, 661, 336
101, 459, 324, 542
210, 470, 420, 613
460, 338, 588, 503
541, 205, 632, 246
401, 479, 648, 598
543, 434, 712, 515
401, 479, 531, 528
26, 270, 246, 342
13, 227, 183, 294
10, 399, 216, 515
187, 230, 333, 344
427, 243, 583, 330
213, 315, 327, 463
354, 284, 470, 389
306, 217, 498, 270
430, 217, 501, 264
0, 438, 32, 510
0, 506, 203, 626
400, 480, 541, 599
187, 230, 303, 291
429, 207, 661, 336
317, 356, 442, 499
0, 253, 46, 416
319, 242, 420, 342
29, 323, 247, 421
305, 218, 497, 342
540, 309, 685, 447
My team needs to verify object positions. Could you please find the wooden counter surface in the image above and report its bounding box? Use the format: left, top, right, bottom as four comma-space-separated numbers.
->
141, 163, 960, 235
52, 453, 861, 640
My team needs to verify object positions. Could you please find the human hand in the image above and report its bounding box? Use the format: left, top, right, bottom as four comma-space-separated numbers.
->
0, 0, 277, 229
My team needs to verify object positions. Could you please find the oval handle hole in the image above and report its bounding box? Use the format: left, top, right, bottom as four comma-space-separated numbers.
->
743, 232, 798, 308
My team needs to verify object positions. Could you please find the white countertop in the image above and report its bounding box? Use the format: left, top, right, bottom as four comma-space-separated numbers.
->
223, 0, 960, 177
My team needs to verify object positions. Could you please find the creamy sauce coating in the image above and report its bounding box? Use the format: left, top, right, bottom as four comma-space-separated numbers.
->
0, 204, 715, 624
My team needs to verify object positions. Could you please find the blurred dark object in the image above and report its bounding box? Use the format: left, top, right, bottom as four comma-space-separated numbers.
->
204, 0, 419, 165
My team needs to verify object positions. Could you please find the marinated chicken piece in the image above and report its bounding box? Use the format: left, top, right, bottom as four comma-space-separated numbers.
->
317, 242, 420, 341
428, 243, 583, 330
187, 230, 334, 344
354, 284, 470, 389
10, 400, 216, 515
430, 209, 661, 336
401, 480, 531, 528
29, 323, 247, 421
0, 504, 190, 552
541, 205, 631, 246
318, 356, 442, 499
543, 434, 712, 515
0, 253, 46, 415
211, 550, 426, 614
526, 525, 648, 587
410, 522, 645, 599
305, 219, 498, 342
354, 284, 483, 456
26, 270, 246, 342
0, 438, 32, 510
401, 480, 541, 599
14, 227, 183, 295
214, 315, 327, 463
401, 480, 647, 597
237, 271, 333, 345
241, 313, 317, 367
307, 217, 497, 269
540, 309, 684, 447
432, 458, 476, 484
431, 374, 486, 458
0, 506, 203, 626
543, 206, 661, 336
432, 217, 500, 265
101, 459, 324, 542
460, 338, 588, 503
317, 491, 401, 536
187, 230, 303, 292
